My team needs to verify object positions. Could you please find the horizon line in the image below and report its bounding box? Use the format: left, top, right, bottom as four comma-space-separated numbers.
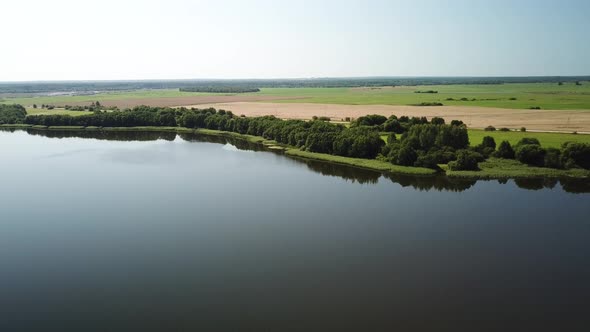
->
2, 75, 590, 84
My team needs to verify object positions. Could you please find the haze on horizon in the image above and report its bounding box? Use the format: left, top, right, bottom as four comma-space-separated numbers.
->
1, 0, 589, 82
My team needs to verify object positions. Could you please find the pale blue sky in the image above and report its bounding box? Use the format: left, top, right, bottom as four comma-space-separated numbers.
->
1, 0, 589, 81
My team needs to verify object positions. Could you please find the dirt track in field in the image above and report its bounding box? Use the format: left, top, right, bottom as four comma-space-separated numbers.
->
187, 102, 590, 133
63, 95, 303, 109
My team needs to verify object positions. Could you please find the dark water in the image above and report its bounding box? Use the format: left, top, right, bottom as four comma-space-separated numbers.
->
1, 129, 589, 331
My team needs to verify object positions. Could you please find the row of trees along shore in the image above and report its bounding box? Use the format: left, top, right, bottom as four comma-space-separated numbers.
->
2, 104, 589, 172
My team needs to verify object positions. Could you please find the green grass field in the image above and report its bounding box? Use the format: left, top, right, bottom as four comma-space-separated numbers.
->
468, 129, 590, 148
253, 83, 590, 110
0, 89, 215, 107
380, 129, 590, 149
2, 82, 590, 110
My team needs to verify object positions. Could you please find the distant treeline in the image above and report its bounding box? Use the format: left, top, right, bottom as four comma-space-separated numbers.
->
11, 105, 590, 172
179, 87, 260, 93
2, 76, 589, 93
0, 104, 26, 124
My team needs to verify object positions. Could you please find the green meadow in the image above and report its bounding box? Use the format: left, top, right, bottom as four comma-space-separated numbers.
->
380, 129, 590, 149
0, 89, 214, 107
2, 82, 590, 110
468, 129, 590, 148
255, 83, 590, 110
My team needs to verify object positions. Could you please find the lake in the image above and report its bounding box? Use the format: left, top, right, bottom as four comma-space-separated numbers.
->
1, 129, 589, 331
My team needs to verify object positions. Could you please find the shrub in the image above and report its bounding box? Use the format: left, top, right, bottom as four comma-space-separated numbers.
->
413, 102, 443, 106
499, 127, 510, 132
382, 118, 403, 133
544, 148, 562, 169
354, 114, 387, 127
481, 136, 496, 150
430, 117, 445, 125
529, 106, 541, 110
414, 151, 441, 169
450, 120, 464, 127
520, 127, 527, 132
493, 141, 515, 159
396, 146, 418, 166
484, 125, 496, 131
561, 142, 590, 169
516, 137, 540, 147
515, 144, 546, 166
386, 132, 397, 144
0, 104, 27, 124
448, 150, 480, 171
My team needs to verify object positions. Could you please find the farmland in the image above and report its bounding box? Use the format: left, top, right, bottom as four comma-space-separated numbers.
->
254, 83, 590, 110
25, 107, 92, 116
2, 82, 590, 133
2, 82, 590, 110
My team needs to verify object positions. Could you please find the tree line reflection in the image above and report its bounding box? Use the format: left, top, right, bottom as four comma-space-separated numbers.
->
4, 128, 589, 193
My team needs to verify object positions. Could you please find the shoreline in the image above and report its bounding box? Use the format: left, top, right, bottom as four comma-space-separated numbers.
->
2, 124, 589, 180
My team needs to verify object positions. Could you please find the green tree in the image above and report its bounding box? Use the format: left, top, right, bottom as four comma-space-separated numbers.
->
481, 136, 496, 150
544, 148, 562, 169
396, 146, 417, 166
493, 141, 515, 159
448, 150, 480, 171
430, 117, 445, 125
561, 142, 590, 169
515, 144, 546, 166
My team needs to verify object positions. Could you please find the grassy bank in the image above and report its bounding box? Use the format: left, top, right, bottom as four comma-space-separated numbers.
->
285, 149, 436, 176
3, 124, 589, 179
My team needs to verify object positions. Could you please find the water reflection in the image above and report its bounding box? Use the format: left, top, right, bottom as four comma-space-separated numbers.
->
22, 128, 178, 141
3, 128, 589, 193
1, 127, 590, 330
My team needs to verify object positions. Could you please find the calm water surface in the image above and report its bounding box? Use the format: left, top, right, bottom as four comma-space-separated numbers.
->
1, 129, 589, 331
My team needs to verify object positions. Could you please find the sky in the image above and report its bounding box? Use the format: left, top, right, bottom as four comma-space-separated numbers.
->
1, 0, 589, 81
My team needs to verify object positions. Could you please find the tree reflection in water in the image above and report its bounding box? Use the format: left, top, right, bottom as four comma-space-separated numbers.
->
4, 128, 588, 194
